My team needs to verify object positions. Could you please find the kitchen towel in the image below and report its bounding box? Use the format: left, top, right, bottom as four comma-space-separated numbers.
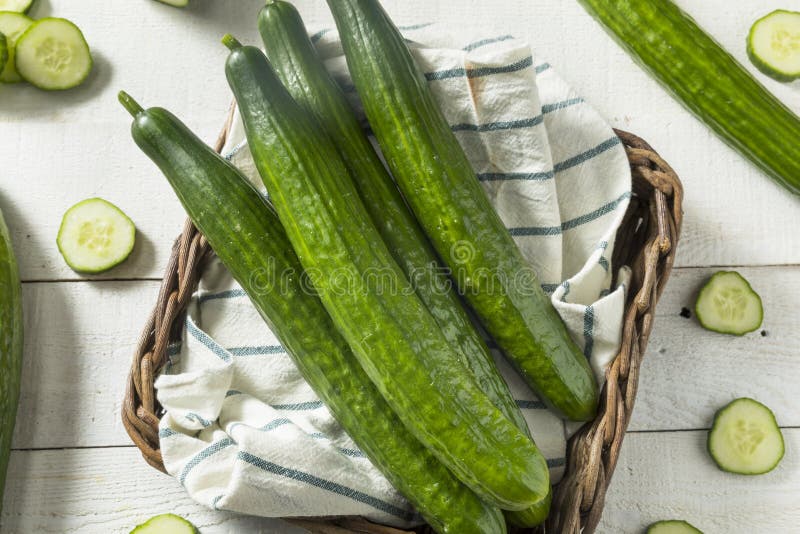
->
155, 22, 632, 527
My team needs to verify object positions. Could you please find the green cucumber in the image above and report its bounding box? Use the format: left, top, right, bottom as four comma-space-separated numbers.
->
257, 3, 549, 522
0, 208, 22, 514
120, 92, 507, 534
694, 271, 763, 336
646, 520, 703, 534
708, 397, 784, 475
222, 37, 549, 510
15, 18, 93, 90
327, 0, 598, 422
56, 198, 136, 274
130, 513, 198, 534
0, 32, 8, 72
748, 10, 800, 82
0, 0, 34, 13
154, 0, 188, 7
0, 11, 32, 83
578, 0, 800, 196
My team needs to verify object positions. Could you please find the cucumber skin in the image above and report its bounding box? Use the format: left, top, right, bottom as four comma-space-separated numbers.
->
327, 0, 598, 422
0, 208, 22, 514
747, 10, 800, 83
125, 102, 506, 534
0, 33, 7, 73
578, 0, 800, 196
224, 44, 550, 510
258, 4, 549, 523
130, 513, 198, 533
647, 520, 703, 534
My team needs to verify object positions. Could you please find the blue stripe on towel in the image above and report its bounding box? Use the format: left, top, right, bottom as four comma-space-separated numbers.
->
451, 115, 543, 133
583, 305, 595, 359
515, 399, 547, 409
554, 136, 621, 174
198, 288, 247, 303
179, 438, 235, 486
186, 318, 231, 362
237, 451, 414, 521
477, 170, 554, 182
226, 345, 286, 356
541, 97, 584, 114
509, 191, 631, 237
463, 34, 515, 52
547, 457, 566, 468
271, 401, 325, 411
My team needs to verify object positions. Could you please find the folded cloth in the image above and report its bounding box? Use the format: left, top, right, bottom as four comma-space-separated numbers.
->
155, 22, 632, 528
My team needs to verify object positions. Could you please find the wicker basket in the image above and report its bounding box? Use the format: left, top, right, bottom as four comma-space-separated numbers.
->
122, 110, 683, 533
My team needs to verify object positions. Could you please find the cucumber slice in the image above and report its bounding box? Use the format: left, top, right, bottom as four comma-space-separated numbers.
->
748, 10, 800, 82
56, 198, 135, 274
694, 271, 763, 335
15, 17, 92, 90
0, 0, 34, 14
0, 32, 7, 72
130, 513, 198, 534
154, 0, 189, 7
0, 11, 32, 83
708, 398, 784, 475
646, 520, 703, 534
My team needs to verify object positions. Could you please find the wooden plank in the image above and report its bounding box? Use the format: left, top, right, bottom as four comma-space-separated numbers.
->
2, 0, 799, 283
629, 266, 800, 431
600, 429, 800, 533
0, 447, 303, 534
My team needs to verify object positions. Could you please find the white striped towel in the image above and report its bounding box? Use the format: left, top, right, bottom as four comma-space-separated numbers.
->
155, 22, 632, 528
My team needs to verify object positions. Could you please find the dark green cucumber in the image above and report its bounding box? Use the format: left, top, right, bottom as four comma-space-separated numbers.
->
327, 0, 598, 422
578, 0, 800, 197
0, 207, 22, 513
223, 38, 549, 510
119, 92, 506, 534
258, 3, 549, 522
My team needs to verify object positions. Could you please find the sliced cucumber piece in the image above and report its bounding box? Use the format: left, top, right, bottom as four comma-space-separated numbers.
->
694, 271, 763, 335
646, 520, 703, 534
0, 32, 7, 72
708, 398, 784, 475
0, 0, 34, 14
0, 11, 32, 83
130, 513, 198, 534
15, 17, 92, 90
154, 0, 189, 7
57, 198, 135, 274
748, 10, 800, 82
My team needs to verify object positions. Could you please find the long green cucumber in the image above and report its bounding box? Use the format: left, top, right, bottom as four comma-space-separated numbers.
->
257, 2, 549, 523
578, 0, 800, 197
0, 207, 22, 513
327, 0, 598, 421
223, 37, 549, 510
119, 92, 507, 534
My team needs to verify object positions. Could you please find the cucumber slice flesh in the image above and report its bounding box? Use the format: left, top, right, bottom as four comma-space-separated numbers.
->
0, 32, 8, 72
708, 398, 784, 475
130, 513, 198, 534
0, 11, 33, 83
694, 271, 763, 335
0, 0, 34, 13
647, 520, 703, 533
14, 17, 92, 90
57, 198, 135, 274
748, 10, 800, 81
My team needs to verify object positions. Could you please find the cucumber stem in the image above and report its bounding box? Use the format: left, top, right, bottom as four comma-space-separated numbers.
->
118, 91, 144, 117
222, 34, 243, 51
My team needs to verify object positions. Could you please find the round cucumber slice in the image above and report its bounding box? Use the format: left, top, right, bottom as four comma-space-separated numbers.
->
130, 513, 198, 534
748, 10, 800, 82
15, 17, 92, 90
0, 11, 32, 83
0, 0, 34, 13
57, 198, 136, 274
646, 520, 703, 534
694, 271, 763, 335
708, 398, 784, 475
0, 32, 7, 72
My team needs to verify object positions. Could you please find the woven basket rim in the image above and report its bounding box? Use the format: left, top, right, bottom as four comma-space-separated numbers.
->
121, 113, 683, 533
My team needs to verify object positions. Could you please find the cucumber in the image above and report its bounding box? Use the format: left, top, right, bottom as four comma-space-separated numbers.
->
748, 10, 800, 82
578, 0, 800, 197
708, 397, 784, 475
646, 520, 703, 534
222, 37, 549, 510
130, 513, 198, 534
0, 208, 23, 514
0, 0, 34, 13
0, 32, 7, 72
257, 3, 549, 523
15, 17, 92, 90
0, 11, 32, 83
327, 0, 598, 422
694, 271, 763, 335
154, 0, 188, 7
120, 92, 507, 534
56, 198, 136, 274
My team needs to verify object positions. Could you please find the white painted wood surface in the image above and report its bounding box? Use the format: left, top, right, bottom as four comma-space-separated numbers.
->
1, 0, 799, 532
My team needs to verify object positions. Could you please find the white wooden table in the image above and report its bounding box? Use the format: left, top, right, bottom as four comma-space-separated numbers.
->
2, 0, 799, 532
